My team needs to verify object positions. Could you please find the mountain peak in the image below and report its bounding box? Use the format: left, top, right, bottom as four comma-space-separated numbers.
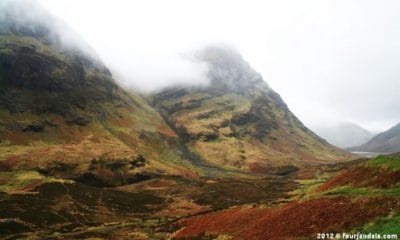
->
153, 46, 351, 171
196, 45, 266, 92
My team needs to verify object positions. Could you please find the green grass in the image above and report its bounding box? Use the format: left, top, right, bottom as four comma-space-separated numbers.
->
320, 186, 400, 197
0, 171, 70, 193
360, 214, 400, 234
0, 34, 67, 62
290, 177, 329, 200
308, 154, 400, 198
322, 186, 375, 196
368, 155, 400, 170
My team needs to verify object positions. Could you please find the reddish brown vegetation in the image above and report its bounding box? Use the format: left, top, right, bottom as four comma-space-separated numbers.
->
6, 132, 39, 145
248, 163, 269, 174
175, 206, 268, 239
174, 196, 400, 240
0, 156, 19, 170
94, 168, 116, 179
156, 124, 177, 137
317, 166, 400, 192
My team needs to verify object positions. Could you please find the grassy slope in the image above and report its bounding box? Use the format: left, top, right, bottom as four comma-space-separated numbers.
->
153, 86, 352, 174
173, 154, 400, 239
317, 154, 400, 234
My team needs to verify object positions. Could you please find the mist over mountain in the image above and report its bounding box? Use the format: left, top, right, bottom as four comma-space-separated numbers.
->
350, 122, 400, 153
35, 0, 400, 133
0, 0, 198, 185
0, 0, 352, 182
152, 46, 352, 172
2, 1, 399, 239
312, 122, 374, 148
0, 0, 99, 59
195, 45, 265, 92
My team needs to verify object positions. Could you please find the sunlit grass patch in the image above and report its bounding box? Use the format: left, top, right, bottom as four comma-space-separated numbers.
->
319, 186, 400, 197
290, 178, 327, 200
367, 155, 400, 170
359, 214, 400, 234
0, 171, 70, 194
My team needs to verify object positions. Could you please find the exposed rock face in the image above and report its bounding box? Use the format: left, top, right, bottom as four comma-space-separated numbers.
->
152, 46, 352, 172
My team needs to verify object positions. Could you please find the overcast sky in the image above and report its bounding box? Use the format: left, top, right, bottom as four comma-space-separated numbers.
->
38, 0, 400, 133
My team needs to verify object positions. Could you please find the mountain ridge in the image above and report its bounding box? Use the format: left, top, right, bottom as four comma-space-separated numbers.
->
350, 122, 400, 153
312, 122, 374, 148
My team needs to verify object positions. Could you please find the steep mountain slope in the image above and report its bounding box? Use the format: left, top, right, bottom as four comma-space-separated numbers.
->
0, 0, 196, 182
312, 122, 374, 148
351, 123, 400, 153
152, 46, 352, 173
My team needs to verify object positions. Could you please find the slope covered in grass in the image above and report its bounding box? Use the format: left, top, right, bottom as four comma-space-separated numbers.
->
173, 154, 400, 239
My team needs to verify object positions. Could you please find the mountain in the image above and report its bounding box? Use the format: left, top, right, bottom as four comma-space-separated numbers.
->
0, 0, 198, 185
350, 123, 400, 153
152, 46, 352, 173
311, 122, 374, 148
0, 0, 353, 182
2, 2, 389, 239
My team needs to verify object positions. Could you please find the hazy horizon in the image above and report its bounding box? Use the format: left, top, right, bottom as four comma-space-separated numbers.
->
37, 0, 400, 133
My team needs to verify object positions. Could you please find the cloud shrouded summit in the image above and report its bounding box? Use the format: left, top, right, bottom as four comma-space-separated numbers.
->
196, 45, 266, 92
10, 0, 400, 132
0, 0, 99, 60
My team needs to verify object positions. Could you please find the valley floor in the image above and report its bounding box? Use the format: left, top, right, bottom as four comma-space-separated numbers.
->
0, 154, 399, 239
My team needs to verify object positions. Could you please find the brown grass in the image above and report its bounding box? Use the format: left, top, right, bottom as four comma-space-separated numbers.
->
156, 124, 177, 137
316, 166, 400, 192
174, 196, 400, 240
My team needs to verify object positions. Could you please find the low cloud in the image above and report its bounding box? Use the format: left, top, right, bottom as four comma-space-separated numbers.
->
8, 0, 400, 133
106, 50, 210, 93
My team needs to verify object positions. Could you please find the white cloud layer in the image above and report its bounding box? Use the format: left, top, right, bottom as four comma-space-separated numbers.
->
37, 0, 400, 132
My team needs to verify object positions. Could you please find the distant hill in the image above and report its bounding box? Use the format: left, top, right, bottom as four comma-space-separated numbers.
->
350, 123, 400, 153
312, 122, 374, 148
152, 45, 352, 173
